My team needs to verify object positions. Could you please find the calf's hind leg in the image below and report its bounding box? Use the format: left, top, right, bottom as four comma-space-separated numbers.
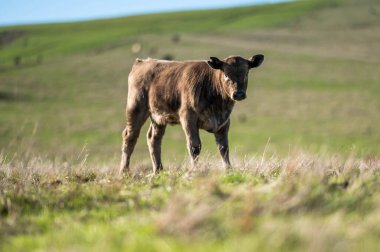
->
120, 106, 148, 175
147, 122, 166, 174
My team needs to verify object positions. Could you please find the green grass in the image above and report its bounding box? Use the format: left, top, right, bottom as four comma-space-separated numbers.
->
1, 155, 380, 251
0, 0, 333, 64
1, 0, 380, 250
1, 0, 379, 161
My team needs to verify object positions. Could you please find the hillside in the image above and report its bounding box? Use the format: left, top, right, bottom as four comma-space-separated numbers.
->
1, 0, 380, 163
0, 0, 334, 63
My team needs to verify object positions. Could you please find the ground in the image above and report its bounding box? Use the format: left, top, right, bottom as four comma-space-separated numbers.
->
1, 155, 380, 251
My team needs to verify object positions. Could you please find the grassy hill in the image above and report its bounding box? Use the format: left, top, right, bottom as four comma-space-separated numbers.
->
1, 0, 379, 162
1, 0, 380, 251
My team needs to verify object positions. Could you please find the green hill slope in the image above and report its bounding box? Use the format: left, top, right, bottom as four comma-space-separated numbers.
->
0, 0, 343, 67
0, 0, 379, 162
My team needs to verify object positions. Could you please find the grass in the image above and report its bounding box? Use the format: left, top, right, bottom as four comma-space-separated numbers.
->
1, 154, 380, 251
1, 0, 379, 161
0, 0, 332, 64
1, 0, 380, 250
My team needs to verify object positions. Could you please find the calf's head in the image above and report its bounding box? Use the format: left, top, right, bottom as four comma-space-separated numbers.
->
207, 55, 264, 101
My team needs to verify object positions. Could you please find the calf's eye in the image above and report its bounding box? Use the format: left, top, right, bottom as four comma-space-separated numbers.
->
224, 74, 230, 81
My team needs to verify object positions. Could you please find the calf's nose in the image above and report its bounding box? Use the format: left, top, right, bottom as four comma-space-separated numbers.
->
233, 91, 246, 101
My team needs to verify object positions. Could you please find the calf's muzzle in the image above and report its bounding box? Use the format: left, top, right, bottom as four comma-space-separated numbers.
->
232, 91, 246, 101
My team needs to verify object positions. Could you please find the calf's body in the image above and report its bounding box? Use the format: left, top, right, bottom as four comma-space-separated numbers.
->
120, 55, 264, 175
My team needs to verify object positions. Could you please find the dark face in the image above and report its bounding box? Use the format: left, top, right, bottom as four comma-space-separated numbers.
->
207, 54, 264, 101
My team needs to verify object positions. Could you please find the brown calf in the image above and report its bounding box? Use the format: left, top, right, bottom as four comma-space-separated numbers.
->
120, 55, 264, 175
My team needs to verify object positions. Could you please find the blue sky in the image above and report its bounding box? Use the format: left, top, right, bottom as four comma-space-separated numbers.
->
0, 0, 290, 26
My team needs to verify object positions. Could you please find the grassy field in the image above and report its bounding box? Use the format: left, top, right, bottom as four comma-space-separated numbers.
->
1, 154, 380, 251
1, 0, 380, 250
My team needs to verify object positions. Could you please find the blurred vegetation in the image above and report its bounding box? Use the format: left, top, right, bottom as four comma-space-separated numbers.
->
1, 154, 380, 251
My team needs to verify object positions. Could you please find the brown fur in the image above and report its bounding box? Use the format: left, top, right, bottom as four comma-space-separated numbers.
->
120, 55, 264, 175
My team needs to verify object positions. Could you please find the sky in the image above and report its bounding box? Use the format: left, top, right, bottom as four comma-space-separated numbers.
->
0, 0, 290, 26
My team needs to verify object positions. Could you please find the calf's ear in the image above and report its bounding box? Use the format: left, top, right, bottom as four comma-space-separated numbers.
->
248, 54, 264, 68
207, 57, 223, 69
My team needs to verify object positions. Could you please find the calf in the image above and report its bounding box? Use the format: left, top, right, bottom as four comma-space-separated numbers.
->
120, 54, 264, 175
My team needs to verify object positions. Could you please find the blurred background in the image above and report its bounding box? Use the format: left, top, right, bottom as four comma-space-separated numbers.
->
1, 0, 379, 165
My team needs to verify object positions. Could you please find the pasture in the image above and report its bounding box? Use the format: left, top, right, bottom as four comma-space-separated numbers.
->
1, 0, 380, 251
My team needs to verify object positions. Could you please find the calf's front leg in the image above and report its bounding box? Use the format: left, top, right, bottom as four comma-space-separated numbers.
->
214, 119, 231, 169
180, 111, 201, 167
